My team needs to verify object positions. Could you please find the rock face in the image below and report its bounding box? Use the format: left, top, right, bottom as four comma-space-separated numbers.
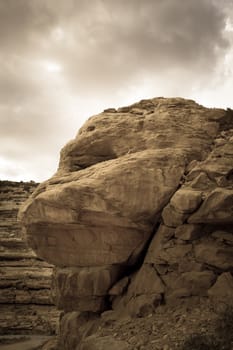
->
19, 98, 233, 349
0, 181, 59, 335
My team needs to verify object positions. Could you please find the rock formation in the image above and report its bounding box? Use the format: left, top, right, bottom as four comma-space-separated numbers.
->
19, 98, 233, 349
0, 181, 59, 335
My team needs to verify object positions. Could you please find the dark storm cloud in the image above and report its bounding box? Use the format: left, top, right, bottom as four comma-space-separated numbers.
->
0, 59, 41, 104
0, 0, 55, 51
55, 0, 229, 92
0, 0, 232, 181
0, 0, 230, 94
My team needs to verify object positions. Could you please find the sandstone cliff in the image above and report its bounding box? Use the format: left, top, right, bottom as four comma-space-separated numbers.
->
19, 98, 233, 349
0, 181, 59, 335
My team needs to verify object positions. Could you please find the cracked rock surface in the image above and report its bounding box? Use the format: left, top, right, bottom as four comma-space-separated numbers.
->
19, 98, 233, 349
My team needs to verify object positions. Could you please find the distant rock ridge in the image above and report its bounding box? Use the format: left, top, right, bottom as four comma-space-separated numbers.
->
0, 180, 59, 335
19, 97, 233, 349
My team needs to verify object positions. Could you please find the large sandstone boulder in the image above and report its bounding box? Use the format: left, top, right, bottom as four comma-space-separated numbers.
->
19, 98, 228, 269
19, 98, 233, 349
19, 150, 184, 267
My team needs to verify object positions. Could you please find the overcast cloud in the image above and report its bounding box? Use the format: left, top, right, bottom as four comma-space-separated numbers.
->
0, 0, 233, 181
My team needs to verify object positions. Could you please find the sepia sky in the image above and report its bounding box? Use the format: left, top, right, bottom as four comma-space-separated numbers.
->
0, 0, 233, 182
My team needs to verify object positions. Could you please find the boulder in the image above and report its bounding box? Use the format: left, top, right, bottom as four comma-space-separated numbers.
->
189, 188, 233, 224
18, 98, 233, 348
162, 204, 188, 227
20, 150, 184, 267
19, 98, 227, 269
170, 189, 203, 213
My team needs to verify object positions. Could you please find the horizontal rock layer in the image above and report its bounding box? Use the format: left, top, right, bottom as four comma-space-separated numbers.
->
0, 181, 60, 335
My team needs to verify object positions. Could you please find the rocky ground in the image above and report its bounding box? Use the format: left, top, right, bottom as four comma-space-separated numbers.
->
96, 298, 232, 350
1, 300, 232, 349
40, 298, 233, 350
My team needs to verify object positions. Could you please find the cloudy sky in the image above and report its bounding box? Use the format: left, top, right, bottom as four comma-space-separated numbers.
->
0, 0, 233, 182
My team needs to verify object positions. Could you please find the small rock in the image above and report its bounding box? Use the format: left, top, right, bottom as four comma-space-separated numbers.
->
170, 189, 203, 213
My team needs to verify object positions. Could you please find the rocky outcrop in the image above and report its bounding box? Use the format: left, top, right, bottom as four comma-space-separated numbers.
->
19, 98, 233, 349
0, 181, 59, 335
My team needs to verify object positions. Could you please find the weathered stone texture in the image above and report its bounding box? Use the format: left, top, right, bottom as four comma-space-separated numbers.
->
20, 150, 184, 267
18, 98, 233, 349
20, 98, 229, 269
53, 266, 121, 312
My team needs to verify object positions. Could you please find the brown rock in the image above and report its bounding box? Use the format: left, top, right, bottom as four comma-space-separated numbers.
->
20, 150, 184, 267
162, 188, 203, 228
58, 97, 223, 172
0, 304, 59, 335
180, 271, 216, 295
58, 311, 99, 350
148, 243, 192, 265
113, 264, 164, 317
20, 98, 227, 269
145, 225, 175, 264
53, 266, 121, 312
164, 270, 216, 299
175, 224, 202, 241
125, 293, 162, 317
189, 172, 215, 190
108, 277, 129, 296
126, 264, 165, 297
41, 337, 58, 350
208, 272, 233, 301
194, 241, 233, 270
211, 230, 233, 244
170, 189, 203, 213
178, 259, 204, 273
17, 98, 233, 343
0, 288, 52, 305
186, 127, 233, 194
189, 188, 233, 224
0, 181, 58, 335
162, 204, 188, 227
